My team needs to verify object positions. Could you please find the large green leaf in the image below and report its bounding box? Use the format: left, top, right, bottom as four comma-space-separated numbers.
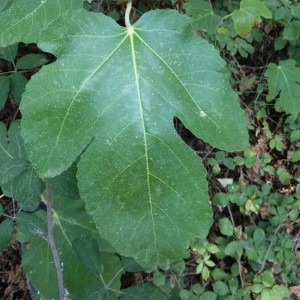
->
265, 59, 300, 114
21, 9, 248, 268
0, 0, 83, 47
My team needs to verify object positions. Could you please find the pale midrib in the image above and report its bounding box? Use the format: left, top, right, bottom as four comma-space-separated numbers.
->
279, 69, 292, 104
0, 144, 13, 159
129, 30, 159, 262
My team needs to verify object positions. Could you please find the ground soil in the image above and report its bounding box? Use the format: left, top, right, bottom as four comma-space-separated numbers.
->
0, 241, 31, 300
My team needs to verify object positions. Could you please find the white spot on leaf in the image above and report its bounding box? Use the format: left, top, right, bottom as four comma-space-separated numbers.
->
199, 110, 206, 118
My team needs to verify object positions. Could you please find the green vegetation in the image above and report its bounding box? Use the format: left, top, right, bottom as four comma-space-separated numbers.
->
0, 0, 299, 299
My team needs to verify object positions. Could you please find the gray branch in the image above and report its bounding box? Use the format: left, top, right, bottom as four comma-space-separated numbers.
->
45, 183, 66, 300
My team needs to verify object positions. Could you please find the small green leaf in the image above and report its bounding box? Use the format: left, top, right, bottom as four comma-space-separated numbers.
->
223, 157, 235, 169
0, 76, 10, 110
276, 167, 291, 185
265, 59, 300, 114
1, 169, 42, 211
180, 289, 196, 300
260, 288, 274, 300
213, 193, 229, 206
170, 260, 185, 274
208, 157, 218, 167
251, 283, 264, 293
196, 262, 204, 274
289, 209, 299, 221
213, 281, 229, 296
183, 0, 222, 34
261, 270, 275, 288
206, 243, 220, 254
215, 151, 225, 161
0, 43, 18, 62
10, 72, 28, 103
205, 260, 216, 267
0, 120, 41, 211
225, 241, 243, 257
274, 6, 291, 22
211, 268, 228, 281
291, 150, 300, 162
282, 20, 300, 41
153, 271, 166, 287
290, 129, 300, 142
16, 210, 47, 243
199, 291, 218, 300
233, 155, 244, 165
202, 266, 210, 281
16, 54, 48, 70
121, 283, 167, 300
0, 219, 13, 252
228, 37, 255, 57
269, 135, 284, 151
232, 0, 272, 37
228, 277, 239, 292
191, 283, 204, 295
263, 165, 275, 175
274, 35, 287, 50
261, 183, 271, 196
219, 218, 234, 236
253, 228, 265, 243
271, 285, 291, 298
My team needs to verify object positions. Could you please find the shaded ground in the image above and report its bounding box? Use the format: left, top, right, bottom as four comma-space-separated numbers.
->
0, 241, 31, 300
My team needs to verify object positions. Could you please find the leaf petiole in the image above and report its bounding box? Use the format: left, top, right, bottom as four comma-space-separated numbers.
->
125, 0, 132, 28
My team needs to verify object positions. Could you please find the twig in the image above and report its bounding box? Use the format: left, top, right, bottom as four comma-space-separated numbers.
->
258, 223, 281, 274
292, 225, 300, 251
45, 183, 66, 300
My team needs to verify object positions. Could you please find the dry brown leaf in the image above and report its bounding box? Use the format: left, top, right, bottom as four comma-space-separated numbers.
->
260, 202, 269, 220
290, 285, 300, 298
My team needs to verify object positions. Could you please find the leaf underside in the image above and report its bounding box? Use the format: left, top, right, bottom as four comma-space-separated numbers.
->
21, 9, 248, 268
